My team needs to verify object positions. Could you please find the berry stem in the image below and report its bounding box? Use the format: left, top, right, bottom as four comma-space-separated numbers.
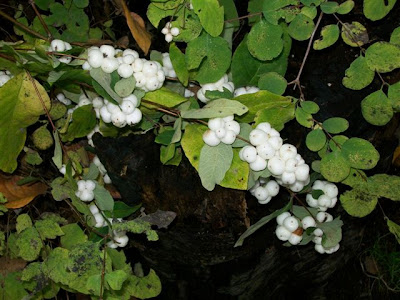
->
29, 0, 53, 40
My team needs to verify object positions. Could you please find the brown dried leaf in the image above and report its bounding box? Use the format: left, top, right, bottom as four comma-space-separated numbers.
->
0, 257, 27, 277
0, 174, 48, 209
116, 0, 152, 55
392, 146, 400, 167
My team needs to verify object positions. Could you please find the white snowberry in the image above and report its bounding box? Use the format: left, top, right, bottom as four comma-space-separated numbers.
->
266, 180, 280, 197
283, 216, 299, 232
276, 225, 291, 241
249, 129, 268, 146
203, 130, 220, 146
277, 212, 291, 225
249, 155, 267, 171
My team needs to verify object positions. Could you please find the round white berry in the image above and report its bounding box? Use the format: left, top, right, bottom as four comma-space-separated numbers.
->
239, 145, 257, 163
126, 108, 142, 125
122, 94, 138, 107
254, 186, 269, 202
133, 72, 146, 87
276, 225, 291, 241
314, 228, 324, 237
249, 155, 267, 171
277, 212, 291, 225
122, 54, 136, 64
313, 180, 326, 190
123, 49, 139, 58
132, 58, 144, 72
224, 121, 240, 135
100, 45, 115, 58
143, 61, 158, 77
268, 136, 283, 150
289, 181, 305, 192
256, 122, 271, 134
295, 164, 310, 181
59, 56, 72, 64
79, 190, 94, 202
118, 63, 134, 78
289, 233, 302, 245
249, 129, 268, 146
280, 144, 297, 160
220, 130, 236, 144
170, 27, 180, 36
145, 76, 159, 91
222, 115, 234, 122
103, 174, 112, 184
268, 157, 285, 176
93, 213, 106, 227
100, 106, 112, 123
101, 57, 119, 73
51, 39, 65, 52
315, 244, 325, 254
89, 204, 99, 215
323, 183, 338, 198
203, 130, 220, 146
301, 216, 316, 229
215, 127, 227, 139
283, 216, 299, 232
120, 99, 135, 114
266, 180, 279, 197
306, 194, 318, 208
165, 33, 173, 43
88, 49, 104, 68
317, 195, 332, 210
85, 180, 96, 191
82, 61, 91, 70
208, 118, 224, 131
111, 110, 127, 128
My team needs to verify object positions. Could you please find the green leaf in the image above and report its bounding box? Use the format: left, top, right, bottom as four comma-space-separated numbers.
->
114, 76, 135, 98
312, 189, 325, 199
191, 0, 224, 37
35, 219, 65, 239
111, 201, 141, 218
198, 143, 233, 191
16, 227, 42, 261
235, 90, 294, 123
106, 270, 128, 291
341, 138, 380, 170
61, 105, 96, 142
367, 174, 400, 201
185, 34, 231, 84
155, 128, 175, 145
361, 90, 393, 126
147, 3, 178, 28
340, 188, 378, 217
387, 218, 400, 244
160, 144, 176, 164
365, 42, 400, 73
341, 22, 369, 47
301, 6, 318, 19
337, 0, 355, 14
234, 199, 292, 247
52, 132, 62, 169
2, 272, 29, 300
73, 0, 89, 8
231, 123, 252, 148
301, 101, 319, 114
127, 270, 162, 299
320, 1, 339, 14
0, 71, 50, 173
329, 135, 348, 151
60, 223, 88, 250
258, 72, 287, 95
390, 27, 400, 46
322, 117, 349, 134
205, 88, 233, 100
306, 129, 326, 151
320, 151, 350, 182
90, 68, 122, 104
51, 177, 73, 202
170, 11, 203, 43
181, 124, 206, 170
342, 168, 367, 187
231, 31, 291, 87
295, 106, 313, 128
16, 214, 33, 234
219, 148, 249, 190
363, 0, 397, 21
313, 24, 340, 50
292, 205, 319, 220
86, 274, 102, 296
388, 81, 400, 112
181, 99, 248, 119
254, 103, 295, 131
319, 217, 343, 248
247, 20, 283, 61
287, 14, 314, 41
220, 0, 239, 48
83, 163, 100, 181
169, 43, 189, 86
94, 183, 114, 211
142, 87, 187, 108
342, 55, 375, 90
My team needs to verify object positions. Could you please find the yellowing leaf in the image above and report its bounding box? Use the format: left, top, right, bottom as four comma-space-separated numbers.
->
0, 174, 48, 209
117, 0, 151, 55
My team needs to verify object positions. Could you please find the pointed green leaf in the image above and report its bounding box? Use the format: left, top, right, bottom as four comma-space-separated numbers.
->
142, 87, 187, 108
94, 183, 114, 212
181, 99, 248, 119
90, 68, 122, 104
181, 124, 207, 170
61, 105, 96, 142
169, 43, 189, 86
220, 148, 249, 190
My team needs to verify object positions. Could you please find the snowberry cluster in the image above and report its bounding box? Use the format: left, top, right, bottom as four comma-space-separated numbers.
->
99, 94, 142, 128
93, 155, 112, 184
84, 46, 165, 92
88, 204, 129, 248
55, 92, 72, 105
75, 179, 96, 202
161, 22, 180, 43
306, 180, 338, 211
249, 178, 280, 204
162, 53, 176, 77
313, 212, 340, 254
240, 122, 310, 192
275, 212, 303, 245
49, 39, 73, 64
0, 70, 13, 87
197, 74, 235, 103
234, 86, 260, 97
203, 116, 240, 146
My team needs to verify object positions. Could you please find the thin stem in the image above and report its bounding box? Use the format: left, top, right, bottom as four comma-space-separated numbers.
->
46, 51, 87, 60
288, 12, 324, 100
29, 0, 52, 40
0, 52, 16, 62
225, 12, 262, 23
290, 190, 318, 221
0, 9, 49, 41
99, 241, 108, 300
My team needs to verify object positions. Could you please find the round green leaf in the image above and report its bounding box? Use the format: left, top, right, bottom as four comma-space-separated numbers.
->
306, 129, 326, 152
342, 55, 375, 90
191, 0, 224, 37
301, 6, 317, 19
329, 135, 348, 151
73, 0, 89, 8
288, 14, 315, 41
313, 24, 340, 50
247, 20, 283, 61
361, 90, 393, 126
390, 27, 400, 46
295, 107, 313, 128
320, 151, 350, 182
341, 22, 369, 47
340, 188, 378, 217
301, 101, 319, 114
337, 0, 355, 14
388, 81, 400, 112
368, 174, 400, 201
322, 117, 349, 134
342, 168, 367, 187
365, 42, 400, 73
341, 137, 380, 170
363, 0, 397, 21
258, 72, 287, 95
320, 1, 339, 14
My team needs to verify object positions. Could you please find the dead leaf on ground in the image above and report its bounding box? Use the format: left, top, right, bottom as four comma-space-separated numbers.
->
116, 0, 152, 55
0, 174, 48, 209
0, 257, 27, 277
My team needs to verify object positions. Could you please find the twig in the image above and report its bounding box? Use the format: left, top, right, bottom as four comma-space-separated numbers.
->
0, 9, 49, 41
225, 12, 262, 23
29, 0, 52, 40
46, 51, 87, 60
288, 12, 324, 100
290, 190, 318, 221
99, 241, 108, 300
0, 53, 16, 62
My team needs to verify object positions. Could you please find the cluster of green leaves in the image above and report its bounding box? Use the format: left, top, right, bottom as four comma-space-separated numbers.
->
342, 26, 400, 126
0, 212, 161, 299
